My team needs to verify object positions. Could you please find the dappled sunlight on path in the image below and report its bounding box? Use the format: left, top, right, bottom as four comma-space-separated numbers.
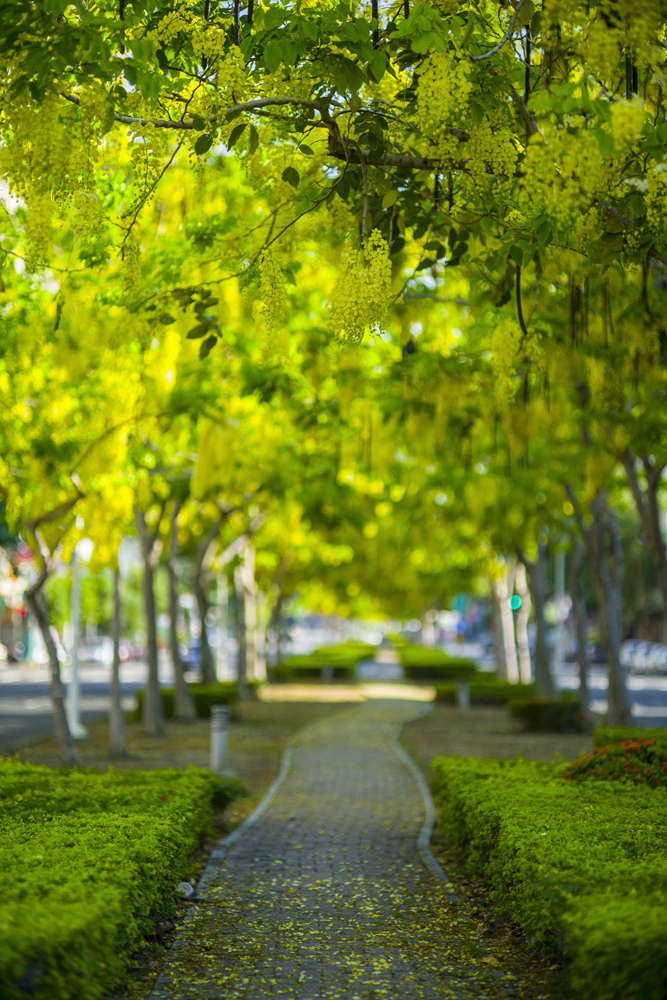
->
150, 701, 514, 1000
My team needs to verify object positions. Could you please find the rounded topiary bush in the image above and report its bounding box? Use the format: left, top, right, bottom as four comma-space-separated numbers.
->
563, 739, 667, 789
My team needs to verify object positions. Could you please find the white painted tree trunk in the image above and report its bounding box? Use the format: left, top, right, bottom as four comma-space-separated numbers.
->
514, 561, 532, 685
494, 558, 519, 683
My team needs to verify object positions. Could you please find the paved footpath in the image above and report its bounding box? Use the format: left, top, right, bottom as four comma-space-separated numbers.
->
151, 700, 515, 1000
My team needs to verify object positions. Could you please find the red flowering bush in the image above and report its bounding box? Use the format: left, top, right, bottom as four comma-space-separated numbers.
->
563, 739, 667, 788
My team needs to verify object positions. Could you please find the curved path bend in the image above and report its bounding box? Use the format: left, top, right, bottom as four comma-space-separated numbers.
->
151, 700, 514, 1000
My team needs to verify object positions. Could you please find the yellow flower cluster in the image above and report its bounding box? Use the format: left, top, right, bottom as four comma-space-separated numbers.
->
125, 123, 169, 217
147, 13, 192, 46
490, 321, 521, 407
331, 230, 392, 343
646, 160, 667, 238
520, 127, 603, 226
583, 16, 621, 78
463, 117, 517, 195
415, 50, 472, 161
215, 47, 248, 103
504, 209, 527, 228
610, 98, 645, 150
256, 249, 289, 358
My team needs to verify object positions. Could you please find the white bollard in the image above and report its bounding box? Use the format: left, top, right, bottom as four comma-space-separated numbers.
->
456, 679, 471, 714
210, 705, 230, 774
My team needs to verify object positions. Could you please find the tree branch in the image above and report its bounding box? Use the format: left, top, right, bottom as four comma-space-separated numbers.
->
509, 84, 539, 136
470, 0, 528, 62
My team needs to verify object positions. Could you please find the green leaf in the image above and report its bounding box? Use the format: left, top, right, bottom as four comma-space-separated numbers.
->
199, 335, 218, 359
264, 41, 283, 74
382, 189, 398, 209
194, 134, 213, 156
191, 116, 207, 132
298, 144, 314, 155
281, 166, 300, 188
186, 323, 211, 339
509, 245, 524, 266
367, 50, 386, 83
228, 123, 247, 148
248, 124, 260, 155
158, 313, 176, 325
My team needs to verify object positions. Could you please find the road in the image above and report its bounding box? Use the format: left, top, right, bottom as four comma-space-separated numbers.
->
0, 660, 666, 752
0, 660, 160, 751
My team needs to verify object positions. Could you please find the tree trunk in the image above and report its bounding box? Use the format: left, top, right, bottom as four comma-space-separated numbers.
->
494, 558, 519, 683
193, 570, 217, 684
241, 544, 265, 683
588, 492, 633, 726
234, 562, 248, 693
135, 508, 165, 737
267, 587, 285, 675
569, 543, 590, 723
514, 561, 532, 685
622, 451, 667, 642
166, 503, 197, 719
519, 545, 555, 697
109, 568, 128, 756
25, 576, 80, 767
490, 582, 507, 678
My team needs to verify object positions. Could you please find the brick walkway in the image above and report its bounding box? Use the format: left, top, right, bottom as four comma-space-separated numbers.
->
151, 700, 514, 1000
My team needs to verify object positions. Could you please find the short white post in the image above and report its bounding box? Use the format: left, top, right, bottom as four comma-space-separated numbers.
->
210, 705, 229, 774
456, 679, 471, 713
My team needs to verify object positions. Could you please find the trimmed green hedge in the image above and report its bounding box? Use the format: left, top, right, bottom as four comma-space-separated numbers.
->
563, 739, 667, 788
432, 755, 667, 1000
0, 759, 247, 1000
435, 678, 537, 705
132, 682, 238, 721
398, 644, 477, 681
594, 725, 667, 747
508, 694, 585, 731
274, 641, 377, 681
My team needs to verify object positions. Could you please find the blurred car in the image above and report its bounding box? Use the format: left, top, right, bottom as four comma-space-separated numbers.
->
621, 640, 667, 675
79, 638, 113, 665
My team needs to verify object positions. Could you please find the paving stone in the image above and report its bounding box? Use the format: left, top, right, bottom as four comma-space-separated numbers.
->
150, 700, 512, 1000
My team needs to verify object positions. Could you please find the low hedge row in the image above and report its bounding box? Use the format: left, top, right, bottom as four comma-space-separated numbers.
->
274, 641, 376, 681
132, 681, 238, 721
435, 679, 537, 705
594, 725, 667, 747
432, 755, 667, 1000
563, 739, 667, 788
508, 694, 585, 732
397, 644, 477, 680
0, 758, 247, 1000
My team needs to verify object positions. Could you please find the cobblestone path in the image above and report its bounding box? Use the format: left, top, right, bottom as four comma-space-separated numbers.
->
151, 700, 514, 1000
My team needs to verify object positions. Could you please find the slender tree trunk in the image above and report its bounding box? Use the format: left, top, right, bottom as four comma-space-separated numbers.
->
569, 543, 590, 723
622, 451, 667, 642
588, 492, 633, 726
25, 576, 80, 767
193, 571, 217, 684
267, 586, 285, 673
519, 545, 555, 697
109, 568, 128, 756
490, 582, 507, 678
514, 561, 532, 685
234, 562, 248, 693
494, 558, 519, 682
135, 508, 165, 737
166, 504, 197, 719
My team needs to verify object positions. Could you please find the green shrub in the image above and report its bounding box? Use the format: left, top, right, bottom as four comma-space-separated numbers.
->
275, 641, 376, 681
0, 759, 247, 1000
435, 679, 537, 705
508, 694, 585, 731
398, 645, 477, 680
431, 754, 667, 1000
594, 725, 667, 747
132, 682, 238, 721
563, 739, 667, 788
